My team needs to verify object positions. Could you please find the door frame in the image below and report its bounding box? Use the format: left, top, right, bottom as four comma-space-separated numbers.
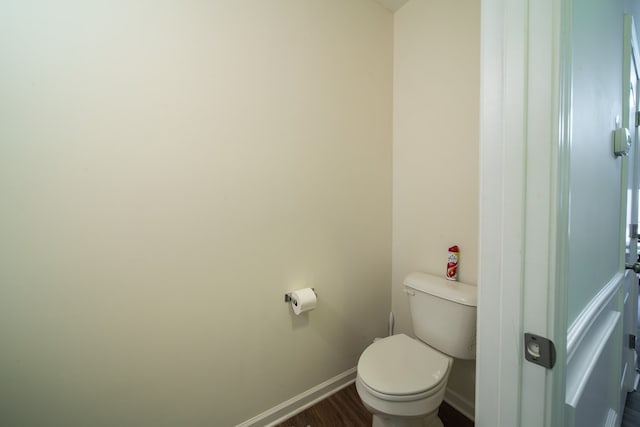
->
476, 0, 569, 425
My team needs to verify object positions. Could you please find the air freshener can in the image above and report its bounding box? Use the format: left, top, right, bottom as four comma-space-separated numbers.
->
446, 245, 459, 281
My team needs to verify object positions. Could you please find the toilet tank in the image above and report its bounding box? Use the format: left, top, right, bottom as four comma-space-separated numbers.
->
404, 272, 477, 360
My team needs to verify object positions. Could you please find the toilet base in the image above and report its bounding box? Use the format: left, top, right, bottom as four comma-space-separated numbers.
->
371, 413, 443, 427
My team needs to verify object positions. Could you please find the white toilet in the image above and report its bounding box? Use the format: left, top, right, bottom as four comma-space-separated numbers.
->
355, 272, 477, 427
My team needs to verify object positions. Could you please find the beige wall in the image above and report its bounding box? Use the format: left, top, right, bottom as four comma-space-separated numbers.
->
0, 2, 392, 426
392, 0, 480, 412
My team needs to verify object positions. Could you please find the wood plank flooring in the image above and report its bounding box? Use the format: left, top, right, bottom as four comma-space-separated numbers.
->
274, 383, 474, 427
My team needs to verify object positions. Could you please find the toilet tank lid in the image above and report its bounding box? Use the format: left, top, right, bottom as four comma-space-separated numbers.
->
404, 272, 477, 307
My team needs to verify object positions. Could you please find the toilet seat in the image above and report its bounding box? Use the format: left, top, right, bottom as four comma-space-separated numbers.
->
357, 334, 451, 401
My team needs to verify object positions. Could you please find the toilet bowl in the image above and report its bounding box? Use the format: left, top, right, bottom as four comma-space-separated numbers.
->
356, 334, 451, 427
355, 272, 477, 427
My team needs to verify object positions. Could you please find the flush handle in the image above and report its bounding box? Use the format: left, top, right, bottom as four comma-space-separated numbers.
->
524, 333, 556, 369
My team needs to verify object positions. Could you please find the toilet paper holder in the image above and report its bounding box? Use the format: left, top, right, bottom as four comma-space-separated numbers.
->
284, 288, 316, 303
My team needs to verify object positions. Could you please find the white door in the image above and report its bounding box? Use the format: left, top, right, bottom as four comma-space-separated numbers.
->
563, 5, 637, 424
476, 1, 636, 426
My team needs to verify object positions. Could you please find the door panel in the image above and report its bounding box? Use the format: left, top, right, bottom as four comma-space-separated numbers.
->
564, 9, 640, 427
565, 275, 623, 426
564, 0, 626, 425
566, 0, 623, 327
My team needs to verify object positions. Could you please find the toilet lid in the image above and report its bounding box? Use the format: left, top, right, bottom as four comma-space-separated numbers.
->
357, 334, 450, 396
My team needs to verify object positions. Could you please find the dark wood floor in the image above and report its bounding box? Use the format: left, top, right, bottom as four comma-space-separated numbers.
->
274, 383, 474, 427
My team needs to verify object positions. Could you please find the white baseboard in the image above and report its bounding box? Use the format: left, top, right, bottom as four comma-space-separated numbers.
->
235, 367, 357, 427
444, 387, 475, 422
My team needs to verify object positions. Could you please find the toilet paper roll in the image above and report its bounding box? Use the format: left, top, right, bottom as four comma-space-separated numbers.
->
291, 288, 317, 315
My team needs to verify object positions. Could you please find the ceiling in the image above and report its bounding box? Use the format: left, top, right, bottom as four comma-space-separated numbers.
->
374, 0, 408, 12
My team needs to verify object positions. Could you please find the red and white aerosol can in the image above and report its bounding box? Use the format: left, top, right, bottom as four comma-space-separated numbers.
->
446, 245, 459, 281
